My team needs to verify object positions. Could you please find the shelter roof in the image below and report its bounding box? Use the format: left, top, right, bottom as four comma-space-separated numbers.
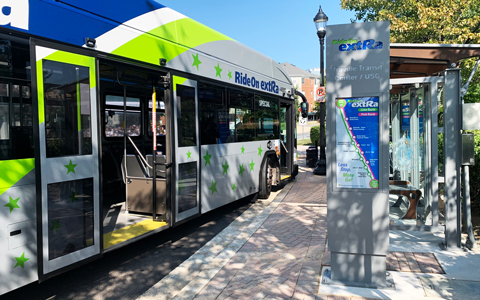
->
390, 43, 480, 79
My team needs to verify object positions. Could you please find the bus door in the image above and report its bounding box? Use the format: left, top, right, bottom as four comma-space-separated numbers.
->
34, 45, 100, 276
172, 76, 200, 223
280, 102, 293, 174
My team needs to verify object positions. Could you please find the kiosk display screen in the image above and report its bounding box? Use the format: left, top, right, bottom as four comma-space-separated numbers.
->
335, 97, 379, 189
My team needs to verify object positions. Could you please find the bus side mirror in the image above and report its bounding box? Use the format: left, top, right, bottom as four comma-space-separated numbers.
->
300, 102, 308, 118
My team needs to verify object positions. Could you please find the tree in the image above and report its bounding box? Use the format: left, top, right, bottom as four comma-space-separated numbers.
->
341, 0, 480, 44
294, 85, 300, 120
341, 0, 480, 102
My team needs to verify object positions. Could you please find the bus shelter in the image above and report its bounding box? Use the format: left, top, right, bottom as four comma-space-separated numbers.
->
388, 43, 480, 249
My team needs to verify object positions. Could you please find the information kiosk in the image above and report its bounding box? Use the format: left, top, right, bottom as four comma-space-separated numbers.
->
326, 21, 390, 288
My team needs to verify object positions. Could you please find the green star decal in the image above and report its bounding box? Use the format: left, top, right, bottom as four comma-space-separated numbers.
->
228, 71, 232, 79
178, 180, 185, 194
258, 146, 263, 156
64, 160, 77, 175
232, 183, 237, 191
192, 53, 202, 70
14, 252, 29, 269
239, 164, 245, 176
203, 150, 212, 166
50, 219, 62, 233
187, 150, 192, 159
222, 160, 229, 174
250, 160, 255, 171
68, 191, 78, 203
4, 196, 20, 213
214, 63, 223, 78
209, 180, 217, 195
241, 146, 245, 154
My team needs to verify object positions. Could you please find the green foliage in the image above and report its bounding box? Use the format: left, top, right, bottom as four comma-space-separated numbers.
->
341, 0, 480, 44
439, 131, 480, 213
294, 85, 300, 119
340, 0, 480, 102
468, 130, 480, 213
310, 126, 320, 145
438, 133, 444, 175
461, 58, 480, 104
310, 125, 326, 146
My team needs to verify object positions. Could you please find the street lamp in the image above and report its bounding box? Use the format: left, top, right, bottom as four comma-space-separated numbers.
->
313, 5, 328, 175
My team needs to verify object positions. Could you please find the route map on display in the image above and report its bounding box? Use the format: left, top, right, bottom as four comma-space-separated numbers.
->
335, 97, 379, 189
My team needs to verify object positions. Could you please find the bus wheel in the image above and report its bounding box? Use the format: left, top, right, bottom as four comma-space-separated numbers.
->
259, 156, 272, 199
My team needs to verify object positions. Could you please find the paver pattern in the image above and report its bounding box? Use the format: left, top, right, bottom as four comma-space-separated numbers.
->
322, 250, 444, 274
193, 170, 327, 300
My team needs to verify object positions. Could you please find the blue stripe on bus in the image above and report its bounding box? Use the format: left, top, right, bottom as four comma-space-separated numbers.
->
52, 0, 165, 25
1, 0, 166, 47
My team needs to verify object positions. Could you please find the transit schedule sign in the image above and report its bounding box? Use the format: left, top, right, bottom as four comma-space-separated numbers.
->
335, 97, 379, 189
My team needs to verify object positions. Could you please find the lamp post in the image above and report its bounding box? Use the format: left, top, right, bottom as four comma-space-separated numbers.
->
313, 5, 328, 175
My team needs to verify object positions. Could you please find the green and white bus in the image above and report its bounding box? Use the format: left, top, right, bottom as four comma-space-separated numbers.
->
0, 0, 299, 295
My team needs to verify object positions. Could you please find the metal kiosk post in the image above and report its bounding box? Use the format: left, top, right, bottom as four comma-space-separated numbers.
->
325, 21, 391, 288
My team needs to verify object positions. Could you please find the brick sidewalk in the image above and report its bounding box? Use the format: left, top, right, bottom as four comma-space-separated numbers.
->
138, 163, 383, 300
193, 170, 327, 300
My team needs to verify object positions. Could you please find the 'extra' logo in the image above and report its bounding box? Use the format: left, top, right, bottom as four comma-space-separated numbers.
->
351, 100, 379, 108
333, 39, 383, 52
0, 0, 29, 30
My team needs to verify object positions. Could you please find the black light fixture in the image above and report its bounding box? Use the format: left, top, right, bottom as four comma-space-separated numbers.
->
313, 5, 328, 176
159, 58, 167, 66
314, 6, 328, 40
85, 37, 96, 48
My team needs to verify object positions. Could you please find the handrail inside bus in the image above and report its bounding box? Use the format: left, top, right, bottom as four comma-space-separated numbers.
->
127, 136, 153, 170
281, 140, 289, 153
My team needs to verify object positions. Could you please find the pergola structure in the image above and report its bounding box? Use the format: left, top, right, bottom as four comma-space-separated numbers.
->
390, 43, 480, 93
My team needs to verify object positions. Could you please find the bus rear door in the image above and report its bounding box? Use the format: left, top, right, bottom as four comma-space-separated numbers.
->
34, 43, 101, 277
171, 76, 200, 223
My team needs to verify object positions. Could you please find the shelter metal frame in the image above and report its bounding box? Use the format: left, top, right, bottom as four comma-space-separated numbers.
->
390, 73, 463, 249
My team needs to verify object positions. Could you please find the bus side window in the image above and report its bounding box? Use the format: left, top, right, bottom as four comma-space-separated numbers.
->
199, 82, 226, 145
0, 83, 34, 160
254, 95, 279, 141
0, 83, 9, 142
228, 90, 254, 143
104, 95, 141, 138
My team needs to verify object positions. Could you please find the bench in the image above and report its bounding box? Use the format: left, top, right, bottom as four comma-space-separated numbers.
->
389, 180, 422, 220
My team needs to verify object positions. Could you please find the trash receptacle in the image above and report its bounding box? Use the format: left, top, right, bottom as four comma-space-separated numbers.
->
306, 146, 318, 168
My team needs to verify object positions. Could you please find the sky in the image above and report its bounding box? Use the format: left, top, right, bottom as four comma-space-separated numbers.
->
159, 1, 357, 71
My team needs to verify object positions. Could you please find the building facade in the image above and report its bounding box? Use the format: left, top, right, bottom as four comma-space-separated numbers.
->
281, 62, 320, 121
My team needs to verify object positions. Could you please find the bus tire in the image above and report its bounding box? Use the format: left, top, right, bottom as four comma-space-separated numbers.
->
258, 156, 272, 199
